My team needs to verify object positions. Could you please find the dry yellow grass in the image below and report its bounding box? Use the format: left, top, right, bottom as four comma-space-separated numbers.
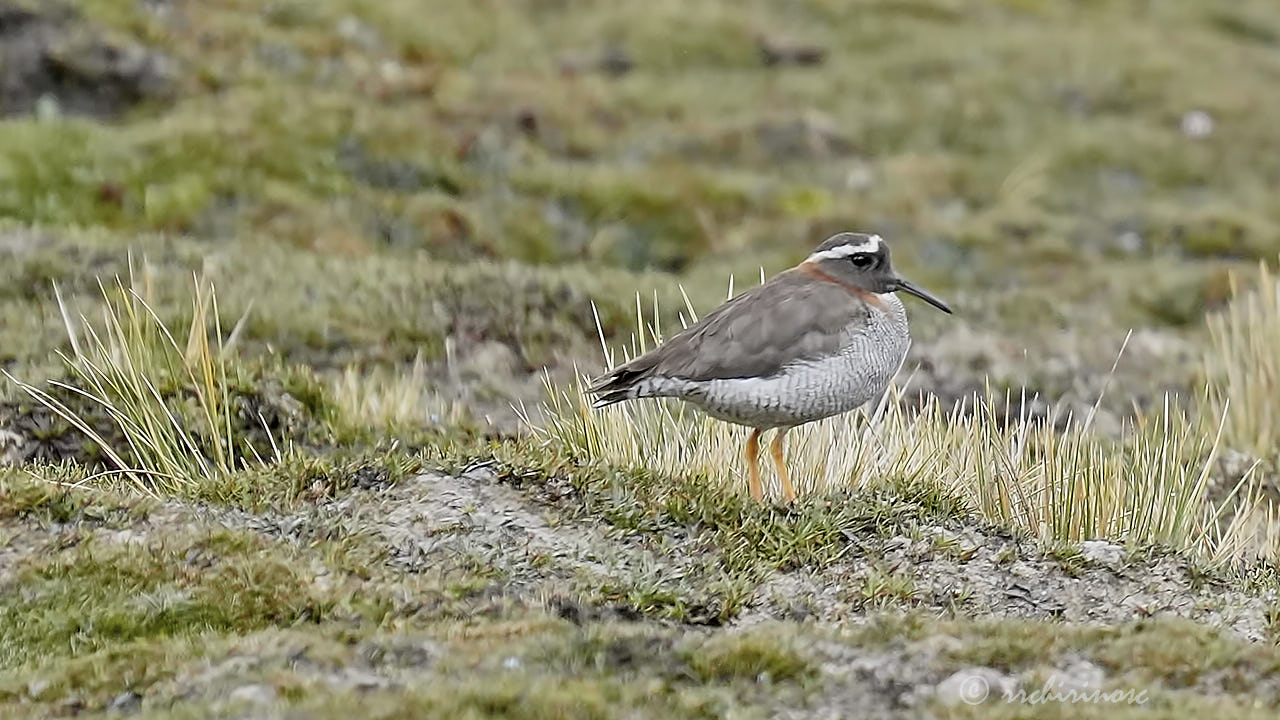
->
329, 355, 465, 433
3, 262, 262, 495
1204, 261, 1280, 459
535, 276, 1280, 566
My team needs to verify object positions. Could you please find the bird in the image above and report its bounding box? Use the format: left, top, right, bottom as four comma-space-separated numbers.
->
587, 232, 953, 502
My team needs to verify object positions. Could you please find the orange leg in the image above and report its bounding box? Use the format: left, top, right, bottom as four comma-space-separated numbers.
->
771, 428, 796, 502
745, 429, 763, 502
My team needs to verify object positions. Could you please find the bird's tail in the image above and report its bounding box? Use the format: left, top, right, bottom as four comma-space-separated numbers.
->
589, 389, 632, 409
585, 365, 650, 409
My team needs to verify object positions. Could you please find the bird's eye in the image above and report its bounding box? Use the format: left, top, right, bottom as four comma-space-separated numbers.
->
850, 253, 874, 268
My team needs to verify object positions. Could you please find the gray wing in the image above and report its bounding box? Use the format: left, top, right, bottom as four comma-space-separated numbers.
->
591, 270, 869, 393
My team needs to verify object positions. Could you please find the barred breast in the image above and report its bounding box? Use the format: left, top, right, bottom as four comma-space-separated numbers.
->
671, 293, 910, 428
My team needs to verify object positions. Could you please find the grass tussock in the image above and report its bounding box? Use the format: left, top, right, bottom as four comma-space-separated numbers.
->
329, 356, 466, 438
1203, 261, 1280, 460
2, 263, 269, 496
537, 273, 1280, 567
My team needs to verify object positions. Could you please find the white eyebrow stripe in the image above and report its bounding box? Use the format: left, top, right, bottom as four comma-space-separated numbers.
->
805, 234, 882, 262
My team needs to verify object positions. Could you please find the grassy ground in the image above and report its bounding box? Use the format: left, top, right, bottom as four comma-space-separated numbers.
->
4, 0, 1280, 718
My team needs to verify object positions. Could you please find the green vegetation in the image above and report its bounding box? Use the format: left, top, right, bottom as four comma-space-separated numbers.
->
0, 529, 333, 668
1203, 263, 1280, 463
465, 436, 969, 574
683, 627, 814, 684
3, 269, 264, 495
851, 614, 1280, 717
1, 1, 1276, 276
537, 284, 1279, 566
3, 0, 1280, 717
1, 0, 1278, 309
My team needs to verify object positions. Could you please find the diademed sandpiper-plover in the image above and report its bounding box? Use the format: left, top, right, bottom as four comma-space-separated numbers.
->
588, 232, 953, 502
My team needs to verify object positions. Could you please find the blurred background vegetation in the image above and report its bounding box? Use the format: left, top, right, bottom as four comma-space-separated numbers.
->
1, 0, 1279, 434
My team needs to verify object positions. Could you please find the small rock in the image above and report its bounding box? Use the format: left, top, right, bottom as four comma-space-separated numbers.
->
1116, 230, 1143, 255
1217, 449, 1261, 487
911, 634, 964, 657
337, 668, 390, 691
883, 536, 912, 553
756, 111, 853, 159
386, 642, 436, 668
34, 93, 59, 120
1009, 561, 1040, 579
0, 428, 22, 466
455, 340, 520, 382
1066, 401, 1122, 438
107, 529, 147, 546
1080, 540, 1124, 569
228, 684, 277, 705
935, 667, 1017, 706
557, 46, 634, 78
598, 46, 634, 76
26, 677, 50, 699
110, 690, 141, 712
937, 199, 969, 225
0, 3, 175, 118
337, 137, 434, 192
929, 527, 960, 544
335, 15, 382, 50
1180, 110, 1214, 139
1051, 658, 1106, 694
844, 163, 876, 191
257, 42, 306, 74
1099, 167, 1145, 195
379, 60, 403, 82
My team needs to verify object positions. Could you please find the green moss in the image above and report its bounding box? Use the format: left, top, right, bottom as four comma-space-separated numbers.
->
0, 469, 151, 525
681, 628, 813, 684
196, 448, 425, 510
944, 695, 1279, 719
1044, 544, 1089, 578
0, 92, 358, 235
1207, 9, 1280, 45
1091, 620, 1280, 690
0, 636, 209, 711
590, 572, 756, 626
180, 240, 646, 371
852, 614, 1280, 690
277, 677, 646, 720
1133, 265, 1235, 326
512, 164, 753, 271
1167, 208, 1277, 260
450, 439, 969, 574
0, 529, 337, 668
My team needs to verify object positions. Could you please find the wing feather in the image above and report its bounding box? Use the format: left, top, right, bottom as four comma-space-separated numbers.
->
590, 270, 870, 395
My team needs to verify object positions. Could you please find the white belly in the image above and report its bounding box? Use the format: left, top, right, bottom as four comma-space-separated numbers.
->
651, 294, 911, 429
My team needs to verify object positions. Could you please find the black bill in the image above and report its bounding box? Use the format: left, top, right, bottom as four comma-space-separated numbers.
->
893, 277, 953, 314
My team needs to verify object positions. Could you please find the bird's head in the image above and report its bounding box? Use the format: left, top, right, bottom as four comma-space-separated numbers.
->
803, 232, 953, 314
